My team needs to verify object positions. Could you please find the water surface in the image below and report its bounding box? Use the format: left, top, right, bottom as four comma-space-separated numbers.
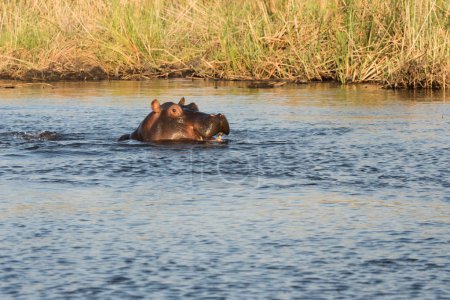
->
1, 80, 449, 299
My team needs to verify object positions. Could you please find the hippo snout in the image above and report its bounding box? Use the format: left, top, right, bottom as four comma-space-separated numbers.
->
217, 114, 230, 135
196, 113, 230, 139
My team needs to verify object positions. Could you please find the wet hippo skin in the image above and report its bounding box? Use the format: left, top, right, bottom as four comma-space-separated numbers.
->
119, 97, 230, 142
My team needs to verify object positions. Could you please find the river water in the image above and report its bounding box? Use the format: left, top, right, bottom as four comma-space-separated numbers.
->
0, 80, 449, 299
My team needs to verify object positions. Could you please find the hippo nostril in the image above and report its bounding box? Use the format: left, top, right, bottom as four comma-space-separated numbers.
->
210, 113, 223, 118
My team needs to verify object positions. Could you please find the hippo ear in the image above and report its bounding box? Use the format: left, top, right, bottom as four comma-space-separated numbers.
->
188, 103, 199, 112
178, 97, 185, 106
151, 99, 161, 113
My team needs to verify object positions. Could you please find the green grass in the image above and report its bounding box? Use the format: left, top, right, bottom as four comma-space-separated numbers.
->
0, 0, 448, 88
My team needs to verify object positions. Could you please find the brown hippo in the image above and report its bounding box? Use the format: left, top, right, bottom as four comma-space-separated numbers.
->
118, 97, 230, 142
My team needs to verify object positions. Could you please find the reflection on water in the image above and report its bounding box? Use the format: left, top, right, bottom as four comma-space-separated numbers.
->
0, 80, 449, 298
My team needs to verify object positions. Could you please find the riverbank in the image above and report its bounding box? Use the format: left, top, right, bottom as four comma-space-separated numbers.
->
1, 0, 449, 89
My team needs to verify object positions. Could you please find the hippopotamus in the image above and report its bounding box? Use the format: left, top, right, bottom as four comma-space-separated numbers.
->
118, 97, 230, 142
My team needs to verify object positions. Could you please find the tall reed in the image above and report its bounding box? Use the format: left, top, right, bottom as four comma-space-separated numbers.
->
0, 0, 448, 88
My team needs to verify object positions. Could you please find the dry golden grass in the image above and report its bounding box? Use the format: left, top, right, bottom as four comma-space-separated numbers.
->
0, 0, 449, 89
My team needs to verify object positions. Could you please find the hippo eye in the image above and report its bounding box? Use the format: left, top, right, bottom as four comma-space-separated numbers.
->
169, 106, 182, 117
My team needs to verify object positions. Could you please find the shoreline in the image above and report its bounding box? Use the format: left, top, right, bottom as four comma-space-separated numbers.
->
0, 73, 383, 91
0, 59, 446, 90
0, 66, 415, 90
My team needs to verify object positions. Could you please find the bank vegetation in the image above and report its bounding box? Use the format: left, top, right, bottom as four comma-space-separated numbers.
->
0, 0, 449, 89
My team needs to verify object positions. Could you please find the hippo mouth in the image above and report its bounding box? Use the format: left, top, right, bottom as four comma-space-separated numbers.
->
197, 131, 228, 142
214, 132, 224, 142
209, 132, 226, 142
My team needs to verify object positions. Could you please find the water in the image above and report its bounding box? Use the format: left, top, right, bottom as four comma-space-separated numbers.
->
1, 80, 449, 299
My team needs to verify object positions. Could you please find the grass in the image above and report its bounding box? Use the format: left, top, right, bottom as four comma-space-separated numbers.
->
0, 0, 449, 89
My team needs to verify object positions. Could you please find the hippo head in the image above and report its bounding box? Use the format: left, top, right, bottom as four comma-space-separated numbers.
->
127, 97, 230, 142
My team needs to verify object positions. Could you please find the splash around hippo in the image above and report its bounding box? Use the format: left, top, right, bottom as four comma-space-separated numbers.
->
118, 97, 230, 142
